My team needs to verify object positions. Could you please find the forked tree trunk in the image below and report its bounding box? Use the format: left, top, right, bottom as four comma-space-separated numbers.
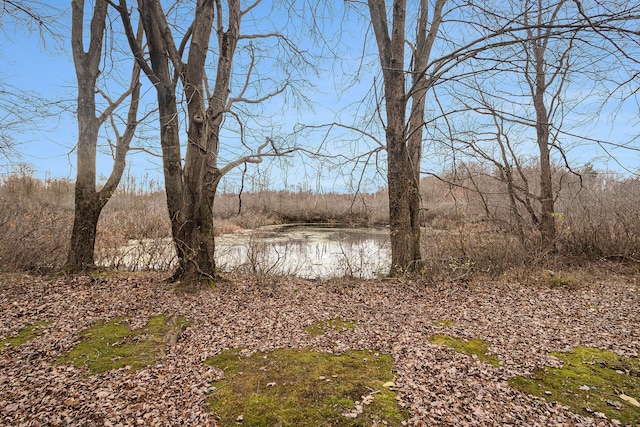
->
131, 0, 222, 284
368, 0, 422, 275
118, 0, 294, 284
136, 0, 217, 283
368, 0, 443, 275
65, 0, 140, 273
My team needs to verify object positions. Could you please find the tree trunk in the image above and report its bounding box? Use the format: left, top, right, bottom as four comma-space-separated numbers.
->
535, 104, 556, 248
387, 134, 421, 275
402, 0, 445, 272
136, 0, 220, 284
179, 0, 219, 282
64, 0, 141, 274
64, 92, 103, 272
145, 93, 218, 282
533, 43, 556, 249
367, 0, 423, 275
64, 0, 107, 273
66, 192, 104, 271
368, 0, 444, 275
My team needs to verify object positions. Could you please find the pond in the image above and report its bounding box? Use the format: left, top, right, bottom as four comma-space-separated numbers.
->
100, 224, 391, 279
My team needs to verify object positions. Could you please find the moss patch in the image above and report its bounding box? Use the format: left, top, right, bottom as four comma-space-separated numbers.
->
527, 269, 587, 289
548, 273, 582, 289
0, 321, 50, 351
304, 319, 356, 337
433, 320, 456, 327
430, 334, 500, 367
509, 346, 640, 424
204, 348, 408, 426
56, 314, 188, 373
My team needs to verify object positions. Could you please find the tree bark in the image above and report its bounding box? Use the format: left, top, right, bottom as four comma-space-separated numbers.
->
529, 0, 559, 249
367, 0, 418, 275
172, 0, 219, 281
131, 0, 225, 284
65, 0, 140, 273
534, 84, 556, 248
367, 0, 444, 275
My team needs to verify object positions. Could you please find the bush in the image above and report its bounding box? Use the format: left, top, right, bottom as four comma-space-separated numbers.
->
0, 168, 74, 273
3, 162, 640, 277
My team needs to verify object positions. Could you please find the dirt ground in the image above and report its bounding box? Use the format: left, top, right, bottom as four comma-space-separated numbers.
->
0, 269, 638, 426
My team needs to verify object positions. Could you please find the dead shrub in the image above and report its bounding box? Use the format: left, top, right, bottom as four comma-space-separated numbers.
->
4, 161, 640, 278
213, 189, 389, 228
420, 226, 535, 281
0, 169, 74, 273
97, 192, 170, 248
557, 176, 640, 261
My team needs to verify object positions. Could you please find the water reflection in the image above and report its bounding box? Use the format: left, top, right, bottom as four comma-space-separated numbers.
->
100, 225, 391, 279
216, 225, 391, 279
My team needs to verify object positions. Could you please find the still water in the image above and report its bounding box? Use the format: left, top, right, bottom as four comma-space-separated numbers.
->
102, 225, 391, 279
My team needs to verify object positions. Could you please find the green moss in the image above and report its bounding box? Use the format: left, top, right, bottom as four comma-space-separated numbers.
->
430, 334, 500, 367
304, 319, 356, 337
174, 278, 218, 294
433, 320, 456, 327
509, 347, 640, 424
531, 270, 586, 289
548, 274, 580, 289
0, 321, 50, 351
56, 314, 189, 373
204, 348, 409, 426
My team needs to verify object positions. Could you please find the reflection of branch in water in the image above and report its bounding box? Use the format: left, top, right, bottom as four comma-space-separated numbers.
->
100, 227, 391, 279
97, 238, 176, 271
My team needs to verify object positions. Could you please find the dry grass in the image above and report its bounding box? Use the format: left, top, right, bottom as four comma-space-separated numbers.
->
213, 189, 389, 227
1, 164, 639, 278
0, 170, 73, 273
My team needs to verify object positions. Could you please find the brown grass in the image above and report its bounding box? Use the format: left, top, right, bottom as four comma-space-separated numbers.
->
1, 164, 639, 278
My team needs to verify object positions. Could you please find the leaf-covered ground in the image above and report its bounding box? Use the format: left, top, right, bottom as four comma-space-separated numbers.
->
0, 269, 638, 426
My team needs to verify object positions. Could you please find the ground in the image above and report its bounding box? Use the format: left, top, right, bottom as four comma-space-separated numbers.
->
0, 268, 639, 426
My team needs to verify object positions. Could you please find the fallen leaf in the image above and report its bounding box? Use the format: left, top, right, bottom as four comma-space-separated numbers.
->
2, 271, 639, 426
619, 394, 640, 407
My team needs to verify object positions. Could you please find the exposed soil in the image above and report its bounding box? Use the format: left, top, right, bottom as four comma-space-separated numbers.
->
0, 269, 638, 426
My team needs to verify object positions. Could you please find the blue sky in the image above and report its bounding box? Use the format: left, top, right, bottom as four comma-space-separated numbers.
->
0, 1, 382, 192
1, 0, 639, 193
2, 14, 75, 178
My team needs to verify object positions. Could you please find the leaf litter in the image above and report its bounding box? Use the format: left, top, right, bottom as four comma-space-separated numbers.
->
0, 270, 638, 426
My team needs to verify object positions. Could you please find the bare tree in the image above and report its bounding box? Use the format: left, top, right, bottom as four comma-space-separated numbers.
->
521, 0, 572, 247
113, 0, 304, 284
64, 0, 142, 272
363, 0, 640, 269
363, 0, 446, 275
439, 0, 640, 249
